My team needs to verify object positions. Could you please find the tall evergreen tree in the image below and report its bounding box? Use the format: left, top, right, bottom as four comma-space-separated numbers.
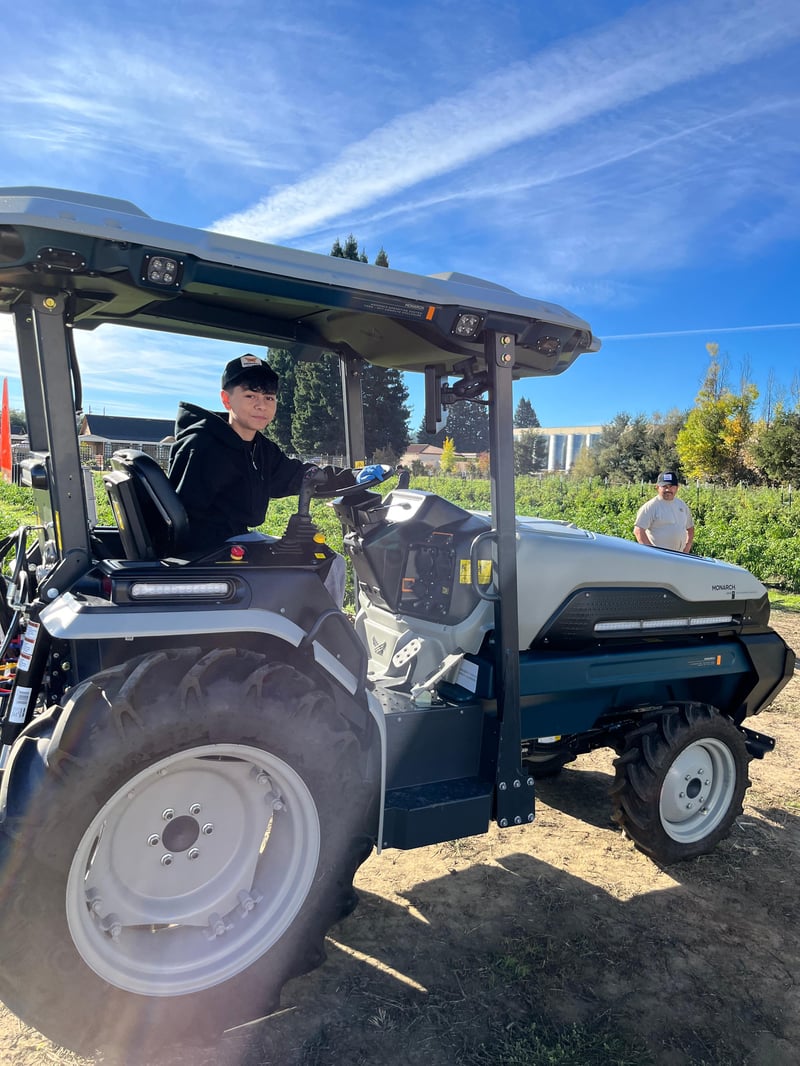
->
264, 347, 297, 453
292, 355, 345, 455
416, 400, 489, 452
291, 235, 409, 458
514, 396, 540, 428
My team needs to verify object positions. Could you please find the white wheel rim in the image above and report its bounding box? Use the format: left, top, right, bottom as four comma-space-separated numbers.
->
66, 743, 320, 996
658, 737, 737, 844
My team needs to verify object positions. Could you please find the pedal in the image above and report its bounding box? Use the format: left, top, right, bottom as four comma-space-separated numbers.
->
392, 637, 422, 668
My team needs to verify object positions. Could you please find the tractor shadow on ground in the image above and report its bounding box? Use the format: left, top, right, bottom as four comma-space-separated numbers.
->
532, 763, 617, 830
217, 836, 799, 1066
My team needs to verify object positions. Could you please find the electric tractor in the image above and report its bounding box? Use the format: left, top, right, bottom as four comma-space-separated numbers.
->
0, 187, 792, 1057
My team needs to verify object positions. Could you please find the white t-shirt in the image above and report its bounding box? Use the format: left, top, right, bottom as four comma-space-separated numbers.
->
634, 496, 693, 551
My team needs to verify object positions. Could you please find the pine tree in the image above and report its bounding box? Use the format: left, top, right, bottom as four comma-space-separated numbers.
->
291, 234, 409, 459
514, 397, 540, 428
264, 348, 297, 453
292, 355, 344, 455
415, 400, 488, 452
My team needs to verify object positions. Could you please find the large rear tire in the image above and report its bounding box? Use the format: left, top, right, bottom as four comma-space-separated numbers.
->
610, 703, 750, 864
0, 647, 377, 1058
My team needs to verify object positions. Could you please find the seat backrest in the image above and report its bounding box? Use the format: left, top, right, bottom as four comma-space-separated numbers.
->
103, 449, 189, 560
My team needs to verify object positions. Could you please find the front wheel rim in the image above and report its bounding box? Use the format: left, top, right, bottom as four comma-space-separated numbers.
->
658, 737, 737, 844
66, 743, 320, 996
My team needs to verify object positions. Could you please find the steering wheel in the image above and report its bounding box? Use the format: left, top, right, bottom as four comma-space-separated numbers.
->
298, 465, 393, 514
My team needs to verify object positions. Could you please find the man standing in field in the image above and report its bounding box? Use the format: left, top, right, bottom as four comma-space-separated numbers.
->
633, 471, 694, 553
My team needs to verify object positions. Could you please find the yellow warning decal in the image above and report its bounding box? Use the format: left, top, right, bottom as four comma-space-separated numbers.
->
459, 559, 493, 584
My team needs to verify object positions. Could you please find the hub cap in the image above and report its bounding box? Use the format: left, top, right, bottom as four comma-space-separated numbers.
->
659, 738, 737, 844
66, 744, 320, 995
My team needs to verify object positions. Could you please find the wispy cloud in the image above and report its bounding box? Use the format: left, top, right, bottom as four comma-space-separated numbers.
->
213, 0, 800, 241
1, 6, 369, 192
0, 318, 238, 419
605, 323, 800, 341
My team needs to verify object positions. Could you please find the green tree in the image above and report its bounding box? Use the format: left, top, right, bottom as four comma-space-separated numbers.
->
290, 235, 410, 458
591, 413, 656, 483
417, 400, 489, 452
9, 408, 27, 434
362, 364, 410, 461
676, 347, 758, 482
440, 437, 457, 474
751, 407, 800, 487
514, 397, 540, 428
513, 430, 546, 474
588, 409, 686, 483
264, 348, 297, 453
292, 356, 344, 455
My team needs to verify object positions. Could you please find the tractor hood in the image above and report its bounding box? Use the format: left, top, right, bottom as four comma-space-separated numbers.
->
511, 516, 768, 648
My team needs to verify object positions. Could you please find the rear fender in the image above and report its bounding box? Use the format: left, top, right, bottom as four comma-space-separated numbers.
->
41, 592, 363, 694
39, 593, 389, 845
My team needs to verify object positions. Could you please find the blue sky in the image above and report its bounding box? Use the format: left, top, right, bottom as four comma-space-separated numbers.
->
1, 0, 798, 434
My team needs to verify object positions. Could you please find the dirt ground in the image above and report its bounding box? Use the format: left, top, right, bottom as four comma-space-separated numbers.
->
1, 612, 798, 1066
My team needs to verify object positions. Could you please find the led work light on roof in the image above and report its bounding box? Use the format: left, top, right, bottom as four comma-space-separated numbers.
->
536, 336, 562, 355
141, 252, 183, 288
452, 312, 484, 338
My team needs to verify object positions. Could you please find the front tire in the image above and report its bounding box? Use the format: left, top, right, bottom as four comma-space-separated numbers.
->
0, 647, 378, 1057
610, 703, 750, 864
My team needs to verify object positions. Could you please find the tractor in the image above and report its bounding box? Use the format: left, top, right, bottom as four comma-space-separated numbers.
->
0, 187, 792, 1056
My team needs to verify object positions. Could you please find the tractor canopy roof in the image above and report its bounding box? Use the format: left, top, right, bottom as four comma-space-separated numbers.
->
0, 187, 599, 378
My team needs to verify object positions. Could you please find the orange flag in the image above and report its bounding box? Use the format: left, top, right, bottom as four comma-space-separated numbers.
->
0, 379, 12, 482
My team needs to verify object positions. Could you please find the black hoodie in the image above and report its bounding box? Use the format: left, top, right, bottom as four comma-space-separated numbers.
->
168, 402, 306, 552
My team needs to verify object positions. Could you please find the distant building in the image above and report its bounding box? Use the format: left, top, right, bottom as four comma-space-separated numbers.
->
78, 414, 176, 468
513, 425, 603, 472
399, 443, 445, 471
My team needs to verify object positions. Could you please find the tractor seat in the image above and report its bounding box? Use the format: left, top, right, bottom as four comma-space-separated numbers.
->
103, 449, 189, 561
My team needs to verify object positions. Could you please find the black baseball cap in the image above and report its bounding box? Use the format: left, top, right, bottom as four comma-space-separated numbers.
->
657, 471, 679, 485
221, 354, 279, 392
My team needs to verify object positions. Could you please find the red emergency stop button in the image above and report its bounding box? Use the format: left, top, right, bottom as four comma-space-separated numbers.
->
230, 544, 246, 560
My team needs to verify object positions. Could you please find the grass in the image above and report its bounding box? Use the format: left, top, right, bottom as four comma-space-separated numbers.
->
460, 1019, 653, 1066
768, 590, 800, 612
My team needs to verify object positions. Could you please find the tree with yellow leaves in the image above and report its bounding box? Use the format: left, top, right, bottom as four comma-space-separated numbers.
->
676, 344, 758, 483
439, 437, 457, 474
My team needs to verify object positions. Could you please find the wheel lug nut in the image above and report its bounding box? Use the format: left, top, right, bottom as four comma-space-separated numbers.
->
188, 848, 200, 861
161, 854, 174, 866
147, 834, 160, 847
162, 808, 174, 821
202, 823, 214, 835
189, 803, 201, 815
100, 913, 122, 939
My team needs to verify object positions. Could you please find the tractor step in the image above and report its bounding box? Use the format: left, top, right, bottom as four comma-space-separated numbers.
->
381, 775, 493, 849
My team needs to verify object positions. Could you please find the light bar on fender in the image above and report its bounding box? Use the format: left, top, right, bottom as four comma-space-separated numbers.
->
130, 581, 232, 600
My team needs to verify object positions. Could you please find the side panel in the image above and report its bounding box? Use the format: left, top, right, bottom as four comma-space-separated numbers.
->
439, 639, 772, 738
